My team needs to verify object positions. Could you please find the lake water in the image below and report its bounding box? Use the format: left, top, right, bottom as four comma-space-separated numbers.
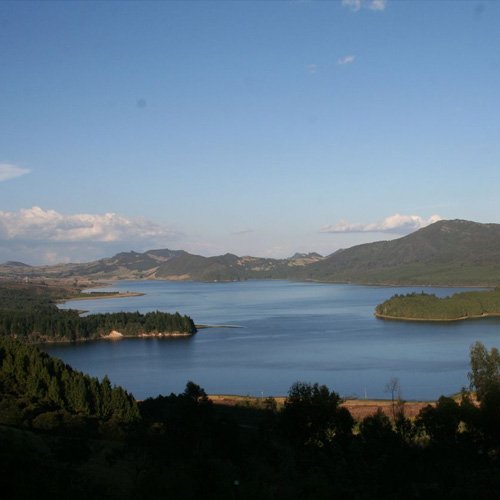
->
46, 280, 500, 401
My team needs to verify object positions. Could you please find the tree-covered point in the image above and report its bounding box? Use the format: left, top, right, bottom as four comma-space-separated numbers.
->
0, 283, 196, 342
375, 288, 500, 321
0, 309, 197, 342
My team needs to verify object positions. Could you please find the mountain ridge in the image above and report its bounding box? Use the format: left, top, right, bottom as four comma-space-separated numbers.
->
2, 219, 500, 285
300, 219, 500, 285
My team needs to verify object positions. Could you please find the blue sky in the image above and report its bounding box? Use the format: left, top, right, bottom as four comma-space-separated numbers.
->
1, 0, 499, 264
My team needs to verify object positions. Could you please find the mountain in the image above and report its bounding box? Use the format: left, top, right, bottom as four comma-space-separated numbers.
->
0, 248, 324, 283
301, 219, 500, 285
149, 251, 323, 281
2, 261, 31, 268
1, 219, 500, 285
288, 252, 324, 264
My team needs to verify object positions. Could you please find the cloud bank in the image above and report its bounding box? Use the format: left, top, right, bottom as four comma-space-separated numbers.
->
320, 214, 443, 234
0, 206, 177, 243
0, 207, 180, 265
0, 163, 31, 182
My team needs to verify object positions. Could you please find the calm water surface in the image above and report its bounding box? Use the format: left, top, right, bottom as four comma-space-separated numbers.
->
47, 280, 500, 400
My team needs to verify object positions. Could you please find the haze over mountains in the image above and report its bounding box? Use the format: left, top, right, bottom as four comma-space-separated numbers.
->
2, 220, 500, 286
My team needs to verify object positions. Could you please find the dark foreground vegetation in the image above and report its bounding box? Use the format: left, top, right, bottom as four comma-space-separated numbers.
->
2, 338, 500, 499
0, 283, 196, 342
376, 288, 500, 321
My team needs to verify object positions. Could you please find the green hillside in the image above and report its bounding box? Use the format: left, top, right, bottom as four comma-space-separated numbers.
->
303, 219, 500, 285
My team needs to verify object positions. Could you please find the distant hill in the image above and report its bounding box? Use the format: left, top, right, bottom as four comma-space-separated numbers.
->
0, 248, 324, 283
1, 219, 500, 285
147, 251, 324, 281
301, 219, 500, 285
2, 261, 31, 268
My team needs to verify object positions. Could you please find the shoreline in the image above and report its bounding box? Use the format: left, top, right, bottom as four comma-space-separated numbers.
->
60, 277, 497, 290
207, 394, 436, 419
375, 311, 500, 323
122, 278, 494, 288
32, 330, 194, 345
196, 324, 243, 329
59, 291, 144, 303
304, 279, 492, 289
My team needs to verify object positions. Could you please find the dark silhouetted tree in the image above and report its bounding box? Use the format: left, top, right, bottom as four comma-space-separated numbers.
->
281, 381, 353, 448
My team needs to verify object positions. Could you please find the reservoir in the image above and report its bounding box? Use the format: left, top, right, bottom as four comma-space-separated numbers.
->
47, 280, 500, 400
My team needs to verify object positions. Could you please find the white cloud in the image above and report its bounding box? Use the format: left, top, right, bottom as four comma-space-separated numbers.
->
0, 206, 179, 243
320, 214, 443, 234
0, 163, 31, 182
368, 0, 387, 11
43, 251, 69, 265
338, 55, 355, 65
342, 0, 387, 12
0, 207, 183, 265
342, 0, 362, 11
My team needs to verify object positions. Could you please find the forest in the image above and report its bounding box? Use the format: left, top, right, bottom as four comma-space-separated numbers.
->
2, 337, 500, 498
0, 283, 196, 342
375, 288, 500, 321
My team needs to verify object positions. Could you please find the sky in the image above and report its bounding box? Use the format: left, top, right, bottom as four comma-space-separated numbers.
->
1, 0, 499, 264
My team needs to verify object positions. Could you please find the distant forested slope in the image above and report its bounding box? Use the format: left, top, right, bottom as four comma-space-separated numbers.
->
302, 219, 500, 285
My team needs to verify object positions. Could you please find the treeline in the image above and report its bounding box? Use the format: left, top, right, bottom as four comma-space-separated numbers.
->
3, 339, 500, 498
0, 337, 139, 430
0, 283, 65, 311
0, 283, 196, 342
0, 309, 196, 342
375, 288, 500, 320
